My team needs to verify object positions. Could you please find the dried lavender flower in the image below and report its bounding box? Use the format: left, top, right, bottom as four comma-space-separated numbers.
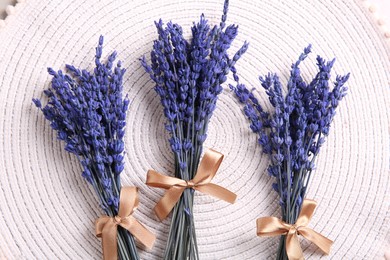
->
231, 45, 349, 260
141, 0, 247, 259
33, 36, 140, 260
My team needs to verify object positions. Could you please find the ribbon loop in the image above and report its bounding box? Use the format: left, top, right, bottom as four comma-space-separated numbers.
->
192, 149, 224, 184
146, 149, 237, 220
256, 199, 333, 260
95, 187, 156, 260
295, 199, 316, 227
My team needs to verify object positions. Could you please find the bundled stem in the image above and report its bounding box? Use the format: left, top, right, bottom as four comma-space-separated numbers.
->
164, 190, 198, 259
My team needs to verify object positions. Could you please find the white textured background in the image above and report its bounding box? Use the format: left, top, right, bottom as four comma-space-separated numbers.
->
370, 0, 390, 27
0, 0, 389, 259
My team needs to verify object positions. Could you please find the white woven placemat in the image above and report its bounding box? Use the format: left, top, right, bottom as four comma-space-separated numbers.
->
0, 0, 389, 259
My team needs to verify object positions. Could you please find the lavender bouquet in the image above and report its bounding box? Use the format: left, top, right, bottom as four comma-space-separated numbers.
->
231, 45, 349, 260
141, 1, 247, 259
33, 37, 154, 260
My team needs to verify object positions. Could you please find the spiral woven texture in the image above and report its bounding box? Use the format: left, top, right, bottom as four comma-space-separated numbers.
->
0, 0, 389, 259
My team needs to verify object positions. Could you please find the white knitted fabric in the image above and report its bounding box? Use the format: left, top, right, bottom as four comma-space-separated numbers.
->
0, 0, 389, 259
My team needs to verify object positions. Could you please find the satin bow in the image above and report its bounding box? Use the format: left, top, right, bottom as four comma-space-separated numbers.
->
257, 199, 333, 260
146, 149, 237, 220
95, 187, 156, 260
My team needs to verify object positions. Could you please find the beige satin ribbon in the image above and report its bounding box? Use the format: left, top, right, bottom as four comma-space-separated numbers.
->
146, 149, 237, 220
257, 199, 333, 260
95, 187, 156, 260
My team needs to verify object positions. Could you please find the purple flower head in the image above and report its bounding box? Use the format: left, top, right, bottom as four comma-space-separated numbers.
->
232, 45, 349, 223
141, 0, 247, 164
33, 36, 129, 214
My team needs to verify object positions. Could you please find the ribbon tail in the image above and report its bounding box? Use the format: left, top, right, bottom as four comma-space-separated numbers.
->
299, 227, 333, 255
195, 183, 236, 204
96, 216, 110, 237
155, 186, 185, 220
121, 216, 156, 249
97, 219, 118, 260
286, 231, 304, 260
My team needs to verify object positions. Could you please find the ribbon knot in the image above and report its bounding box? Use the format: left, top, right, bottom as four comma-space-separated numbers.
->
289, 225, 297, 234
146, 149, 237, 220
113, 215, 123, 225
257, 199, 333, 260
95, 187, 156, 260
185, 180, 196, 188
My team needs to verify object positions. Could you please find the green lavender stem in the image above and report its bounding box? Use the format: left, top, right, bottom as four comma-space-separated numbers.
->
276, 236, 288, 260
164, 190, 199, 260
117, 227, 139, 260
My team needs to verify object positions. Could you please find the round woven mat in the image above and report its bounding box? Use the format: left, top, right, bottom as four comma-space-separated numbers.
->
0, 0, 389, 259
